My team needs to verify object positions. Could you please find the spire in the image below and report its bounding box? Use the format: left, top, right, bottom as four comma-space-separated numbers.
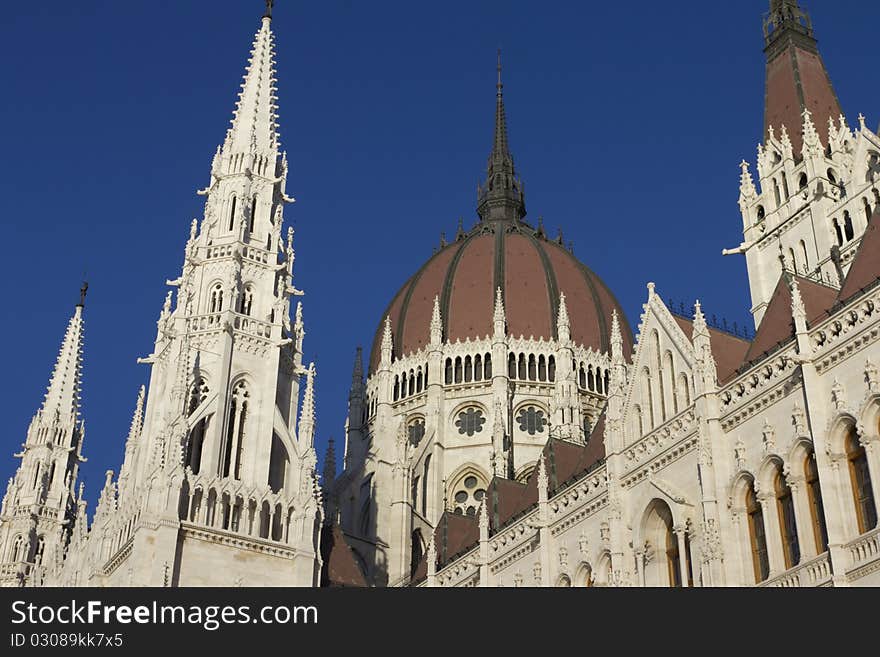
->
610, 310, 624, 366
477, 51, 526, 223
380, 315, 393, 368
41, 293, 86, 422
556, 292, 570, 343
298, 362, 316, 447
493, 286, 506, 337
429, 295, 443, 346
801, 108, 822, 159
351, 346, 364, 390
322, 438, 336, 489
221, 10, 280, 159
790, 277, 807, 326
738, 160, 757, 211
762, 0, 842, 155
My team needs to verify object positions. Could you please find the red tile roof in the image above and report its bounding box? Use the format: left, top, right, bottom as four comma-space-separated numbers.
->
320, 524, 368, 588
838, 207, 880, 302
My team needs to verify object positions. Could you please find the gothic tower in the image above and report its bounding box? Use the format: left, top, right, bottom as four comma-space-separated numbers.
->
727, 0, 880, 327
0, 286, 88, 587
50, 5, 323, 587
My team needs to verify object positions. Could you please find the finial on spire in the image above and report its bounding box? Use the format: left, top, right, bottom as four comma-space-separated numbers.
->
496, 48, 503, 95
77, 281, 89, 308
264, 0, 274, 19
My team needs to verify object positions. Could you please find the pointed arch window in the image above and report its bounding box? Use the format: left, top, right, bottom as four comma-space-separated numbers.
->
799, 240, 809, 272
422, 455, 431, 517
474, 354, 483, 382
249, 196, 258, 233
833, 218, 844, 247
547, 356, 556, 382
483, 353, 492, 379
228, 195, 238, 231
746, 484, 770, 583
864, 198, 873, 223
240, 286, 254, 316
774, 467, 800, 568
220, 381, 249, 480
444, 358, 453, 385
798, 173, 808, 190
508, 352, 516, 378
846, 428, 877, 534
9, 535, 25, 563
844, 211, 855, 242
210, 284, 224, 313
805, 450, 828, 553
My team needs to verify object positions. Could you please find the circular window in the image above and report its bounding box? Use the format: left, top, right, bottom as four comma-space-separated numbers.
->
516, 406, 547, 436
451, 474, 487, 515
455, 407, 486, 436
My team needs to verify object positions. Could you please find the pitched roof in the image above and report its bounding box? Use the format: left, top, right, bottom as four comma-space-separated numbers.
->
319, 524, 367, 588
671, 315, 751, 384
742, 274, 837, 367
838, 207, 880, 302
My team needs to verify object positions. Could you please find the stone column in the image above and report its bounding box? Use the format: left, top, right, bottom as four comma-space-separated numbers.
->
673, 525, 689, 587
634, 547, 646, 587
785, 473, 814, 560
757, 491, 785, 576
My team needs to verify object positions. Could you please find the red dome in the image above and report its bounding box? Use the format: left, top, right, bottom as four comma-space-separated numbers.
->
369, 221, 634, 373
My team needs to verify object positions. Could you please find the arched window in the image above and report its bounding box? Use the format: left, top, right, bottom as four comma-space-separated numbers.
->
548, 356, 556, 382
805, 450, 828, 553
416, 367, 423, 392
588, 365, 595, 391
517, 353, 526, 380
799, 240, 809, 272
774, 467, 800, 568
408, 371, 415, 396
833, 218, 844, 246
508, 353, 516, 378
444, 358, 453, 385
643, 500, 688, 587
678, 373, 690, 407
642, 368, 655, 429
539, 355, 548, 382
653, 332, 666, 421
407, 418, 425, 447
773, 178, 781, 207
474, 354, 482, 382
249, 196, 258, 233
633, 405, 644, 438
9, 535, 25, 562
268, 433, 289, 493
746, 484, 770, 583
450, 471, 487, 517
240, 286, 254, 316
827, 168, 837, 185
846, 428, 877, 534
527, 354, 537, 381
798, 173, 808, 190
359, 477, 373, 537
421, 455, 431, 517
410, 530, 424, 578
210, 284, 224, 313
220, 381, 249, 480
464, 356, 472, 383
782, 174, 790, 200
844, 211, 855, 242
756, 205, 765, 222
454, 357, 463, 384
483, 353, 492, 379
578, 364, 586, 389
188, 378, 209, 416
393, 375, 400, 401
788, 247, 797, 273
228, 195, 237, 231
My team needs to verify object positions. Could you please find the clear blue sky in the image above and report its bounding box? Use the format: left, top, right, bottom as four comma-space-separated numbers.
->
1, 1, 877, 509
